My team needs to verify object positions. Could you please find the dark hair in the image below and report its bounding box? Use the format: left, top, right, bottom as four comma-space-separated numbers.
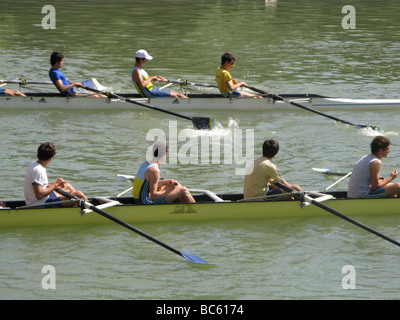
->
221, 52, 235, 65
153, 142, 168, 158
50, 51, 64, 66
262, 139, 279, 158
37, 142, 56, 161
371, 136, 391, 154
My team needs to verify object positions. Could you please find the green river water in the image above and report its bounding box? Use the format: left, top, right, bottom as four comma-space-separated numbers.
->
1, 0, 400, 302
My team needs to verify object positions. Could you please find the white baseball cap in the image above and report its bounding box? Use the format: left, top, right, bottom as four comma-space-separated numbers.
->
136, 49, 153, 60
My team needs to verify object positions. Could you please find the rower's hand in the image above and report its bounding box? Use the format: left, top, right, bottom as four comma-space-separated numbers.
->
164, 179, 179, 189
156, 76, 167, 82
56, 178, 67, 187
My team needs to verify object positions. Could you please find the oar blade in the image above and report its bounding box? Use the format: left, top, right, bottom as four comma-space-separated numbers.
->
180, 252, 210, 264
192, 117, 215, 130
355, 124, 382, 132
312, 168, 347, 176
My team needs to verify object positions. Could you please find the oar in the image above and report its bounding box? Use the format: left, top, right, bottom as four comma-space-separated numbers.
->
245, 85, 380, 131
0, 79, 53, 85
312, 168, 349, 176
275, 183, 400, 248
167, 79, 219, 89
81, 85, 215, 130
324, 172, 352, 192
56, 188, 209, 264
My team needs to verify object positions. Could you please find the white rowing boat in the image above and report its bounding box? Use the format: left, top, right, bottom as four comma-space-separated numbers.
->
2, 78, 399, 111
2, 92, 400, 110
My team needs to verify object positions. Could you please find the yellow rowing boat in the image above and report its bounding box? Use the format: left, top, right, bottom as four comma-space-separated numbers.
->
1, 191, 398, 228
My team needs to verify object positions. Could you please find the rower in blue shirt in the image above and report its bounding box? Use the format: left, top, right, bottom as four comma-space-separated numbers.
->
48, 51, 105, 97
49, 52, 82, 97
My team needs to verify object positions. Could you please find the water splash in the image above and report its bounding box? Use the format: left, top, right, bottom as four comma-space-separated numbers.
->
185, 117, 241, 138
359, 127, 398, 138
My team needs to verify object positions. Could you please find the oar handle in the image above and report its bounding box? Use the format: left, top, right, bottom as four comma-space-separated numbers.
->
274, 182, 295, 193
244, 85, 269, 96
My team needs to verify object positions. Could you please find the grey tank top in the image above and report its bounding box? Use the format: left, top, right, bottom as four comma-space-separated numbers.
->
347, 154, 379, 198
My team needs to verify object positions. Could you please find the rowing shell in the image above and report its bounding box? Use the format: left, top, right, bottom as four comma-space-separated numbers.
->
2, 92, 400, 110
1, 191, 398, 228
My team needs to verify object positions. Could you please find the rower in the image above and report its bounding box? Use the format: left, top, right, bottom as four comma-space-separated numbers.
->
215, 52, 261, 99
347, 136, 400, 198
23, 142, 88, 207
243, 139, 302, 200
131, 49, 187, 99
48, 51, 106, 98
132, 142, 195, 204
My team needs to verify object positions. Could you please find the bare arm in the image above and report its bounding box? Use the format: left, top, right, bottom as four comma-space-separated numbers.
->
33, 178, 65, 200
146, 167, 176, 200
131, 68, 164, 88
370, 160, 397, 190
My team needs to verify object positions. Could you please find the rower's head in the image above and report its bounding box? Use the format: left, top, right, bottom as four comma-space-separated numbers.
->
37, 142, 56, 161
152, 141, 168, 163
50, 51, 64, 67
262, 139, 279, 159
135, 49, 153, 63
371, 136, 391, 156
221, 52, 235, 68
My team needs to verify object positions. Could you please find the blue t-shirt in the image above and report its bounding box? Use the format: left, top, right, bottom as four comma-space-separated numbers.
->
49, 68, 75, 96
0, 88, 5, 96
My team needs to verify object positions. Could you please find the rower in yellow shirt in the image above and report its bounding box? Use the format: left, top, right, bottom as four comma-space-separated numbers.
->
243, 139, 302, 200
215, 52, 261, 98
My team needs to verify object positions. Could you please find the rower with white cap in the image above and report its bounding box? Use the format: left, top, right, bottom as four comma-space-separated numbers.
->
131, 49, 187, 98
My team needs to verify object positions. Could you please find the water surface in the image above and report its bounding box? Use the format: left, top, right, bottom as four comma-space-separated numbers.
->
1, 0, 400, 300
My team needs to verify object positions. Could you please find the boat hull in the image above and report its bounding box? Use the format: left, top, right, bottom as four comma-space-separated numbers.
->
2, 93, 400, 110
1, 193, 398, 228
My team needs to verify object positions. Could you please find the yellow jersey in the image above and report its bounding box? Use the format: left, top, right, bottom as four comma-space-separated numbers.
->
215, 67, 232, 93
